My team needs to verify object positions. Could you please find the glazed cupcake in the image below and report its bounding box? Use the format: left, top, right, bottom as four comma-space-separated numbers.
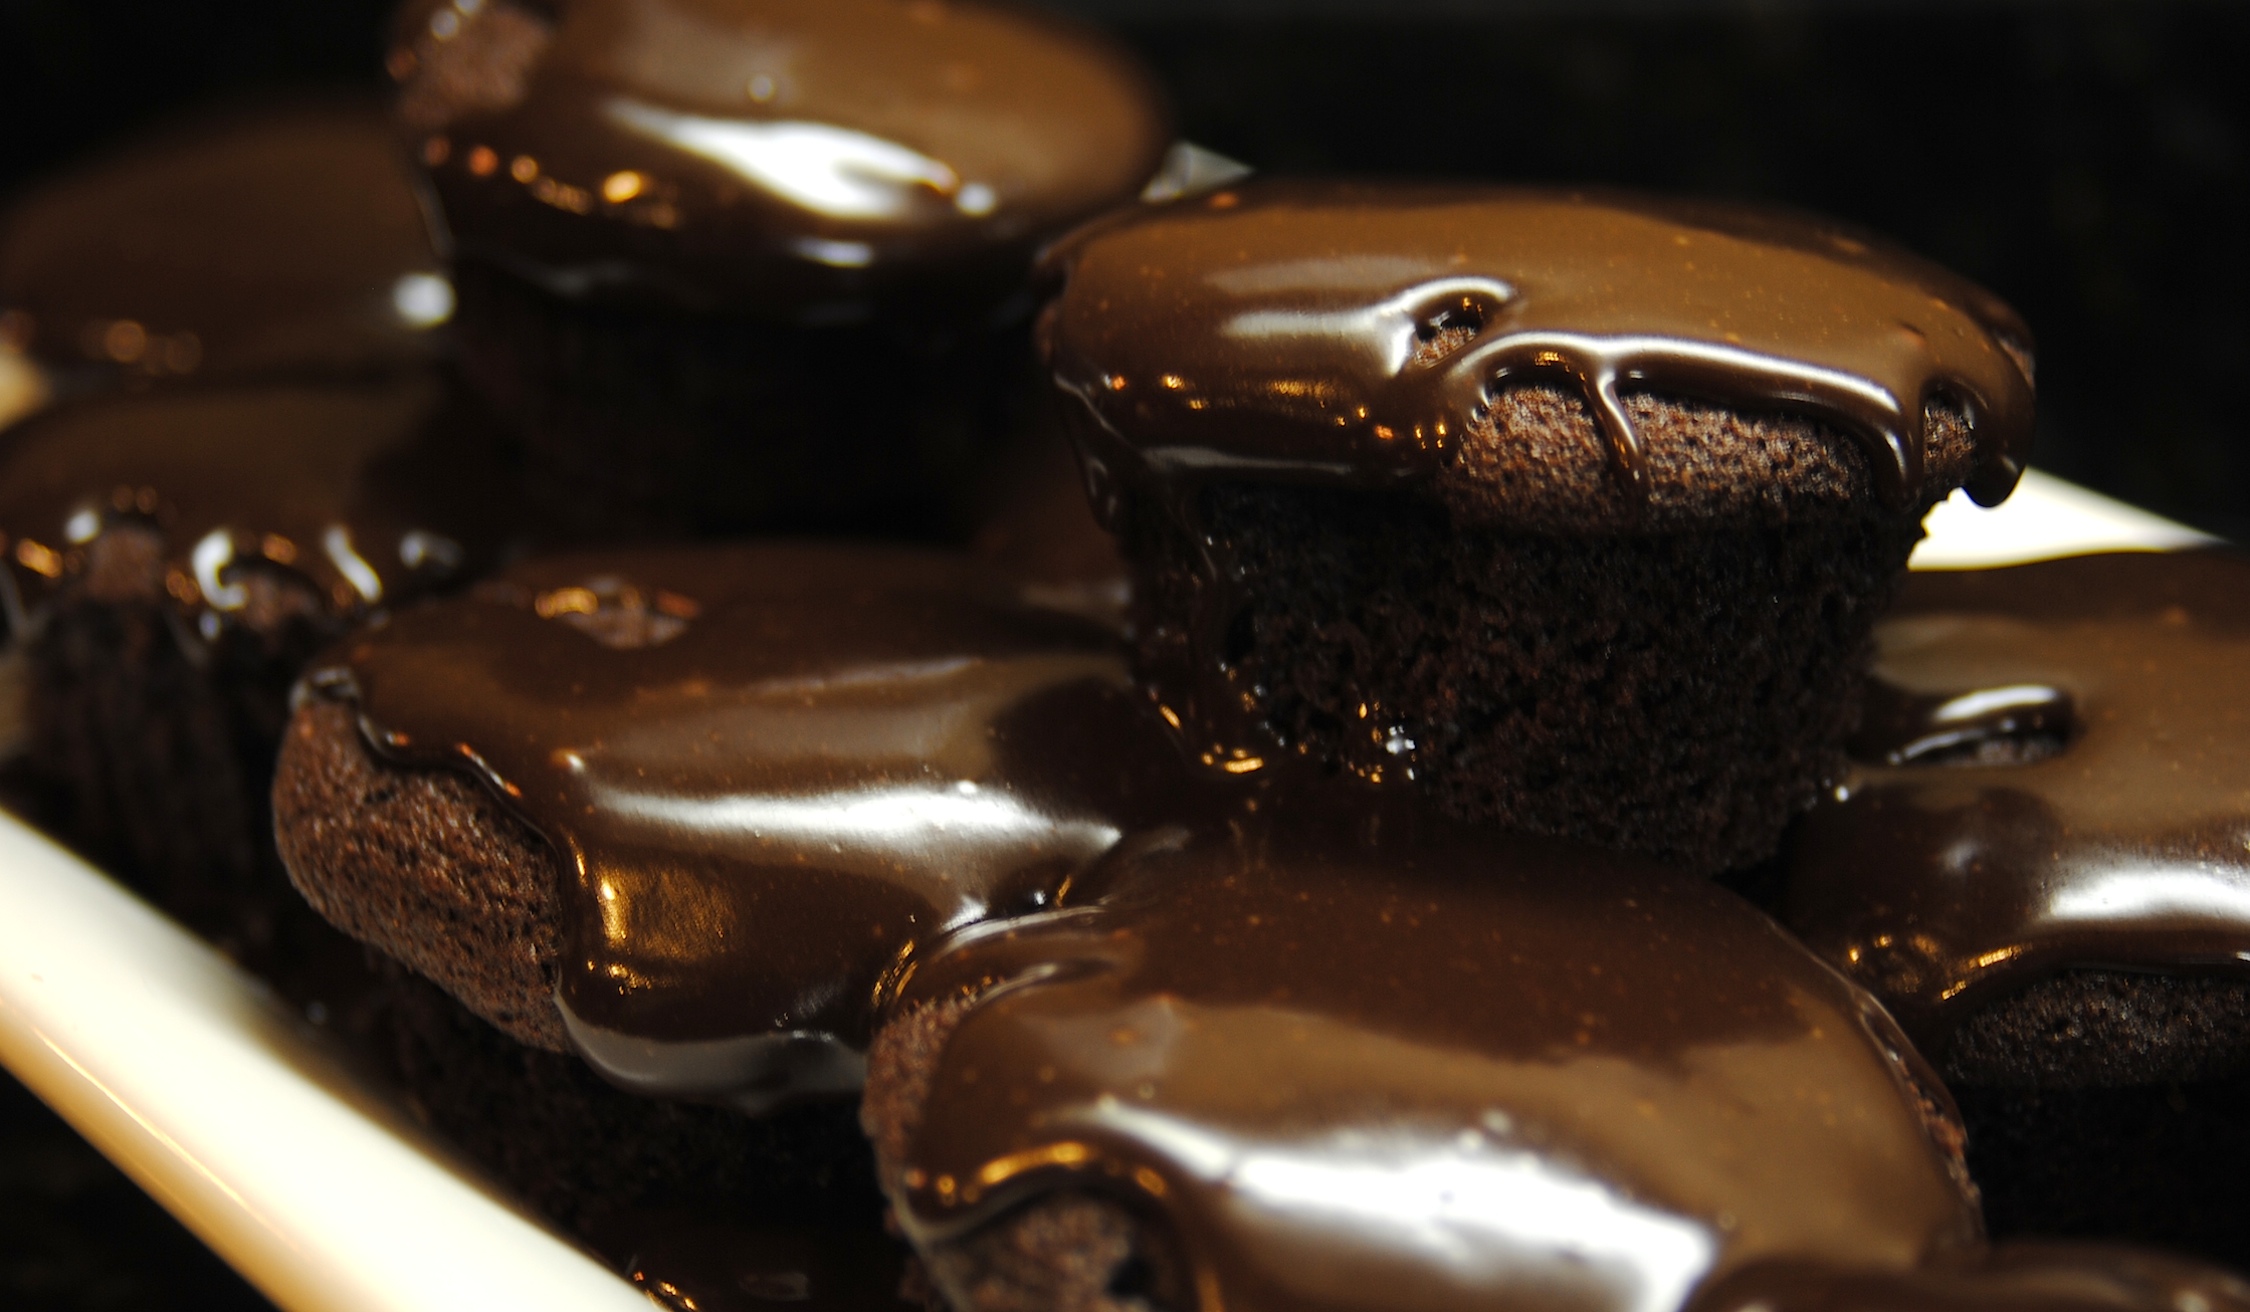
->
272, 542, 1188, 1233
0, 98, 448, 399
388, 0, 1173, 538
0, 374, 512, 961
865, 789, 1984, 1312
1037, 181, 2036, 873
1780, 549, 2250, 1265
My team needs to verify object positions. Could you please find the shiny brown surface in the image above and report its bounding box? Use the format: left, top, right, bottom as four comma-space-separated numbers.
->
1041, 181, 2033, 511
308, 545, 1197, 1107
399, 0, 1171, 317
1783, 551, 2250, 1045
0, 374, 501, 625
0, 102, 443, 381
891, 792, 1981, 1312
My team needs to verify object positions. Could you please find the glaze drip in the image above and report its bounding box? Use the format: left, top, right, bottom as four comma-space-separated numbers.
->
0, 375, 504, 629
308, 545, 1198, 1107
1783, 551, 2250, 1045
1040, 181, 2034, 513
890, 792, 1981, 1312
395, 0, 1172, 318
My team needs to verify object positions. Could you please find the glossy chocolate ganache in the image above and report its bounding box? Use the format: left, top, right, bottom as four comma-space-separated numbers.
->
1782, 550, 2250, 1046
1040, 181, 2035, 513
0, 374, 504, 632
391, 0, 1173, 318
298, 545, 1202, 1108
0, 101, 445, 386
880, 791, 1982, 1312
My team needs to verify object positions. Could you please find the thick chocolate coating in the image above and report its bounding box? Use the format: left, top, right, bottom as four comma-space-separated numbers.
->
0, 375, 500, 629
396, 0, 1171, 318
1782, 551, 2250, 1046
887, 794, 1982, 1312
303, 545, 1195, 1108
0, 102, 444, 382
1040, 181, 2034, 514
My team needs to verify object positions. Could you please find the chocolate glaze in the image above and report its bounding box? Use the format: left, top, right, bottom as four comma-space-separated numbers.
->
1039, 181, 2034, 514
1782, 551, 2250, 1047
889, 791, 1982, 1312
0, 374, 505, 633
396, 0, 1171, 319
1692, 1243, 2250, 1312
1039, 181, 2035, 786
307, 545, 1198, 1108
0, 102, 445, 383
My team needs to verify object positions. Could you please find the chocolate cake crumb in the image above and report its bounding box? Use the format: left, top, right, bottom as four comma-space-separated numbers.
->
1122, 435, 1923, 872
1943, 970, 2250, 1089
31, 526, 329, 955
274, 697, 565, 1050
866, 1002, 1187, 1312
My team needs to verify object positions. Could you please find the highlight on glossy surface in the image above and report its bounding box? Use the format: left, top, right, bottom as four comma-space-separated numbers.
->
297, 545, 1196, 1103
1909, 468, 2218, 569
1041, 180, 2035, 511
0, 815, 650, 1312
891, 795, 1982, 1312
1786, 547, 2250, 1042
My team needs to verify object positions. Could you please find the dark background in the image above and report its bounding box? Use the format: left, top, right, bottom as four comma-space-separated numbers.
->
0, 1, 2243, 1306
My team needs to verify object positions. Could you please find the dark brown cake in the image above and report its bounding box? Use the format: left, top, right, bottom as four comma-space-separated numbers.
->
386, 0, 1173, 538
1039, 181, 2036, 873
0, 375, 511, 960
1778, 549, 2250, 1266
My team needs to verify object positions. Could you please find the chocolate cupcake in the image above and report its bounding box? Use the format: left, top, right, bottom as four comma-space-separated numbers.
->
1038, 181, 2036, 873
864, 789, 1986, 1312
389, 0, 1173, 538
0, 98, 447, 398
1778, 550, 2250, 1265
0, 374, 511, 961
273, 543, 1192, 1230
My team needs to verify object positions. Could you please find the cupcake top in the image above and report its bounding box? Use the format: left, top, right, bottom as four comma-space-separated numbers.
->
1783, 550, 2250, 1047
880, 793, 1982, 1312
1039, 181, 2036, 531
0, 102, 446, 385
0, 375, 505, 631
298, 544, 1197, 1106
392, 0, 1172, 320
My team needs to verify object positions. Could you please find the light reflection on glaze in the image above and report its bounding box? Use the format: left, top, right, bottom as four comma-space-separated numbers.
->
1783, 551, 2250, 1044
1040, 181, 2035, 513
307, 545, 1195, 1102
892, 796, 1981, 1312
399, 0, 1170, 316
0, 376, 496, 628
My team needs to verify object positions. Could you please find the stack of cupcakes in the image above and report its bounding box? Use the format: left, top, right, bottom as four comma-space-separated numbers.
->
8, 3, 2250, 1311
